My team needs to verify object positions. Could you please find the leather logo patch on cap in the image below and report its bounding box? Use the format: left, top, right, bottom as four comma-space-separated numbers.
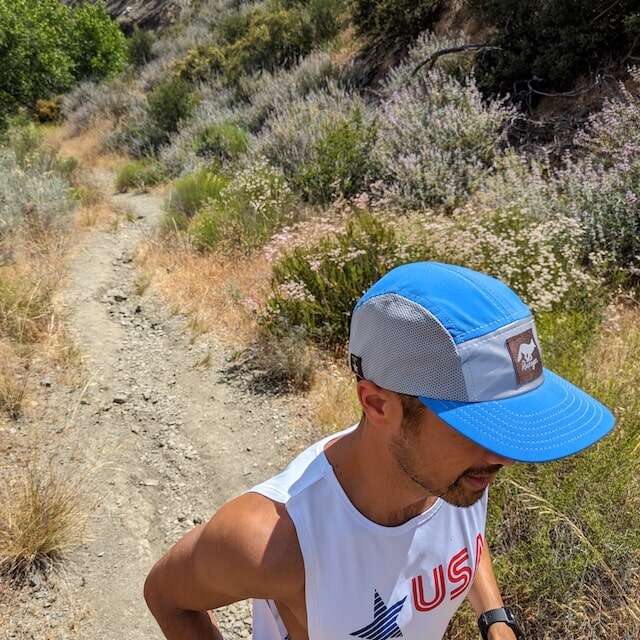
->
506, 328, 543, 386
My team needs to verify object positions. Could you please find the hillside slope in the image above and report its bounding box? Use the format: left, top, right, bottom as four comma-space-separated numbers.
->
62, 0, 183, 31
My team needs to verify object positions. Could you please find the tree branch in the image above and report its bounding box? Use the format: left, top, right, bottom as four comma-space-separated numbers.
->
410, 44, 501, 78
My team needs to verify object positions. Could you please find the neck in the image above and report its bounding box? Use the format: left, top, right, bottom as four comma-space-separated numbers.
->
323, 419, 438, 527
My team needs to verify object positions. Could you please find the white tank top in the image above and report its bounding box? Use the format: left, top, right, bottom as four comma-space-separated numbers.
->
246, 423, 488, 640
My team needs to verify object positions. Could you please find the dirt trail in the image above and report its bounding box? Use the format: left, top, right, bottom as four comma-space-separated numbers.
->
4, 172, 314, 639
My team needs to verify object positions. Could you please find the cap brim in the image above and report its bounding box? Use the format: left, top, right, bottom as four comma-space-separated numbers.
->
418, 368, 616, 463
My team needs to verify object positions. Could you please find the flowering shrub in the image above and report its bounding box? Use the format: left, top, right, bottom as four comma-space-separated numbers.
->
189, 158, 295, 252
557, 71, 640, 282
241, 51, 344, 132
399, 153, 600, 312
559, 157, 640, 283
574, 67, 640, 167
265, 212, 421, 348
257, 87, 380, 202
374, 68, 515, 209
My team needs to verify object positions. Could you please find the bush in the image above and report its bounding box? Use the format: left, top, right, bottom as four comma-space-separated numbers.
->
292, 106, 379, 203
70, 1, 127, 81
115, 160, 166, 193
556, 71, 640, 284
398, 152, 601, 312
351, 0, 442, 46
188, 158, 295, 252
128, 27, 155, 68
257, 86, 380, 202
374, 68, 515, 209
242, 51, 345, 133
146, 77, 199, 147
469, 0, 640, 99
166, 169, 229, 219
0, 145, 73, 242
34, 98, 61, 123
193, 122, 250, 164
174, 45, 226, 82
265, 212, 420, 349
0, 0, 126, 121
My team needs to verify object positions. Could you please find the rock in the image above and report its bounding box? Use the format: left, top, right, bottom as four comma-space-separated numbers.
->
113, 394, 128, 404
140, 479, 159, 487
40, 378, 52, 388
110, 289, 128, 302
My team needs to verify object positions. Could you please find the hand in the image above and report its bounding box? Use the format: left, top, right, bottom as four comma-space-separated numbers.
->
487, 622, 518, 640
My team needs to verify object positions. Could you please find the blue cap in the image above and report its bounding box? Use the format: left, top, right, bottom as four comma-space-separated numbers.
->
348, 261, 615, 462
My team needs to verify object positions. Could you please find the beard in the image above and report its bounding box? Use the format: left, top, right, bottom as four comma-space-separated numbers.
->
389, 429, 500, 508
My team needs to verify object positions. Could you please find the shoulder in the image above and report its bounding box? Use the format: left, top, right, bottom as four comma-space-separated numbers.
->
197, 491, 305, 601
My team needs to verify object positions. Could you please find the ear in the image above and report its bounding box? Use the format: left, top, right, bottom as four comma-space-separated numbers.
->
356, 379, 403, 429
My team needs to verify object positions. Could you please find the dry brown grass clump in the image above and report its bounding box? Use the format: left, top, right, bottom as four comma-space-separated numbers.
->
307, 361, 360, 431
0, 456, 90, 583
138, 237, 273, 344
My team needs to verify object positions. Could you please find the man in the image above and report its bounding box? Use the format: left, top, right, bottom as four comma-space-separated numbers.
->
144, 261, 615, 640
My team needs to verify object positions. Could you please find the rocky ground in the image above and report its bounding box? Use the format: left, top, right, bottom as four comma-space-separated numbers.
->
1, 173, 318, 639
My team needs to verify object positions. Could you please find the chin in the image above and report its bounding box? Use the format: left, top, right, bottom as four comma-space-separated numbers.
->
440, 487, 485, 508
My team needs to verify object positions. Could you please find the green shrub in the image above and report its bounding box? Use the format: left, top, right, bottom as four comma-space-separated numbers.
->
351, 0, 442, 46
166, 169, 229, 218
70, 1, 127, 81
469, 0, 640, 98
0, 0, 126, 121
292, 106, 379, 203
128, 26, 154, 68
193, 122, 250, 164
188, 158, 294, 252
265, 212, 422, 349
115, 160, 166, 193
146, 77, 198, 147
174, 45, 226, 82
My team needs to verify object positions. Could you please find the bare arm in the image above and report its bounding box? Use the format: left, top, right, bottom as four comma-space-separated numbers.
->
467, 542, 517, 640
143, 492, 303, 639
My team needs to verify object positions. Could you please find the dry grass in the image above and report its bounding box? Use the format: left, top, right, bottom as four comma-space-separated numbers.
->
137, 238, 273, 344
306, 360, 360, 431
43, 121, 122, 172
0, 453, 92, 583
0, 342, 30, 420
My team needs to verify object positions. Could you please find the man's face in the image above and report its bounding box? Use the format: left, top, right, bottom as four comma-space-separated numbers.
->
389, 402, 514, 507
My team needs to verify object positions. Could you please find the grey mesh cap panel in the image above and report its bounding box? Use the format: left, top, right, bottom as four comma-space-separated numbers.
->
348, 293, 469, 400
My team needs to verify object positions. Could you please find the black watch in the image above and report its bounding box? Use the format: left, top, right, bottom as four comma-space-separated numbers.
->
478, 607, 524, 639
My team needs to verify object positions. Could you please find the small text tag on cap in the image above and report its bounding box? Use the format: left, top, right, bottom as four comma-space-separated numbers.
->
350, 353, 364, 378
505, 328, 543, 386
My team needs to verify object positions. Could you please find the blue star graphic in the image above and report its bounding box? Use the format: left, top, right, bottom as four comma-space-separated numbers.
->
350, 589, 406, 640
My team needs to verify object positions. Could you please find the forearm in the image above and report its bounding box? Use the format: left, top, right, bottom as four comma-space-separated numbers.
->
468, 542, 514, 640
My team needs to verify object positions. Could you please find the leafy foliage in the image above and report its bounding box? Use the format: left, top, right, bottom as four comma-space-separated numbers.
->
351, 0, 442, 46
0, 0, 126, 121
265, 212, 421, 349
469, 0, 640, 98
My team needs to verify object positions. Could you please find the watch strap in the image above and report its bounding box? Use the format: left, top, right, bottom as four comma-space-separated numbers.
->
478, 607, 524, 639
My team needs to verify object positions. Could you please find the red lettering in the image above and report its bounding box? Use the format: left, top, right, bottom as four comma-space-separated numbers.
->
448, 547, 472, 599
412, 565, 446, 612
474, 533, 485, 576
